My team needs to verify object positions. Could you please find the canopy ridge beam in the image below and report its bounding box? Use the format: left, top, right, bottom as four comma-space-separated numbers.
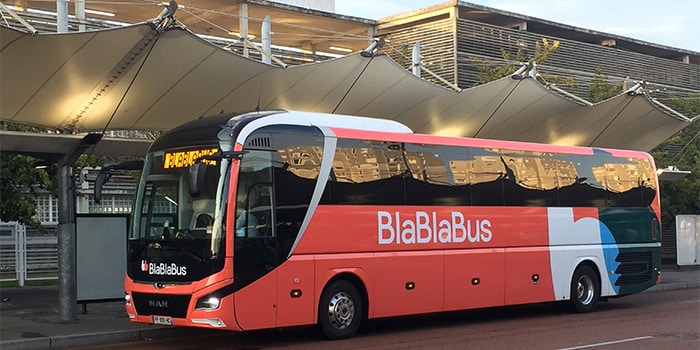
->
547, 83, 593, 106
418, 64, 462, 92
242, 37, 288, 68
0, 1, 38, 35
64, 31, 160, 131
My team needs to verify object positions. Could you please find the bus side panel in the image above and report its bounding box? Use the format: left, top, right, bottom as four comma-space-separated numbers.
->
295, 206, 549, 255
295, 206, 383, 254
373, 251, 444, 318
504, 247, 555, 305
444, 249, 506, 311
234, 270, 277, 330
275, 255, 315, 328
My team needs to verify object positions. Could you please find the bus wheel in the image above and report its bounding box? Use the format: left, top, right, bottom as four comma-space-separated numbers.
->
570, 265, 600, 313
318, 279, 363, 340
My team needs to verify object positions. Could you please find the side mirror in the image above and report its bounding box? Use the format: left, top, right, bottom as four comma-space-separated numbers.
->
94, 172, 111, 204
189, 162, 207, 197
93, 160, 144, 204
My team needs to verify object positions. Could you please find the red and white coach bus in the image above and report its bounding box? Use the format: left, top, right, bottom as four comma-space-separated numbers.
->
119, 110, 661, 339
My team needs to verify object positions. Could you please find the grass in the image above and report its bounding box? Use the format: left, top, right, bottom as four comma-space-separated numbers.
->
0, 278, 58, 288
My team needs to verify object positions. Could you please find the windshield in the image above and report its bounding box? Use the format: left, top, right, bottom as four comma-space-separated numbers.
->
129, 147, 227, 282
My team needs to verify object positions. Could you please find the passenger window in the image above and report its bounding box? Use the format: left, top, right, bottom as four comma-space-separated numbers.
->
324, 139, 406, 205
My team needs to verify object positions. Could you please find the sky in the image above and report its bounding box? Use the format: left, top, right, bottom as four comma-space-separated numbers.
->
335, 0, 700, 52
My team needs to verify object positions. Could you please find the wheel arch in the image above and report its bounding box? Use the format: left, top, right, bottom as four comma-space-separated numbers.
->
317, 270, 369, 323
555, 256, 607, 301
574, 259, 602, 287
560, 259, 604, 301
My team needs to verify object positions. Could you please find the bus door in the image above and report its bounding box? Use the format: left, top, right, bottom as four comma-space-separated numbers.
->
234, 153, 279, 329
235, 184, 277, 277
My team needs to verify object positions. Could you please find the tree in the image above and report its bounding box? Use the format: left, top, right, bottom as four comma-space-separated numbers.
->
0, 153, 53, 227
0, 122, 105, 228
588, 68, 622, 103
471, 38, 564, 85
0, 122, 54, 227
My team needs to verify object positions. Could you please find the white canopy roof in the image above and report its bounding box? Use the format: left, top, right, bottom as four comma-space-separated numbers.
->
1, 23, 694, 151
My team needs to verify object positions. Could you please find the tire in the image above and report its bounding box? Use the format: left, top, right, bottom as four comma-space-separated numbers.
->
318, 279, 363, 340
570, 265, 600, 313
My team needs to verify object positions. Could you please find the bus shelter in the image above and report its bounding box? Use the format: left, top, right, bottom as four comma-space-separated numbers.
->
0, 14, 696, 322
1, 22, 695, 151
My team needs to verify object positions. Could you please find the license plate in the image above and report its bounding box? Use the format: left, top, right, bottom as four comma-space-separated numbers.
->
152, 315, 173, 325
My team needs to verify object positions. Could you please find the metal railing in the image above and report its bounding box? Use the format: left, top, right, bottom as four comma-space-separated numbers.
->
0, 222, 58, 286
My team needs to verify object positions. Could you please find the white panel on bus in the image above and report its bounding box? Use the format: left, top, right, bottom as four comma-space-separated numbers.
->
234, 110, 413, 146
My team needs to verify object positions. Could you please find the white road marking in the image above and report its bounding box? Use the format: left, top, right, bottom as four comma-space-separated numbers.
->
557, 336, 654, 350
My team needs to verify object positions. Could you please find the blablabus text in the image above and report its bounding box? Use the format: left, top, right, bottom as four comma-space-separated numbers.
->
377, 211, 492, 245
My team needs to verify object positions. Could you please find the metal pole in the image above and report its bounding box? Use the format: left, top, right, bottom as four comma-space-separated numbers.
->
57, 164, 77, 321
262, 15, 271, 65
412, 42, 421, 77
15, 222, 26, 287
75, 0, 85, 32
240, 3, 249, 57
55, 134, 101, 322
56, 0, 68, 33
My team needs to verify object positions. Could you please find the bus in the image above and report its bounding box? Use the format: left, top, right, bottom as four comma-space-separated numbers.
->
116, 110, 661, 339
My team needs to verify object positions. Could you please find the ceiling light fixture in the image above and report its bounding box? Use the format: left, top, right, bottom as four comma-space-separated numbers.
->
26, 8, 56, 16
85, 9, 115, 17
329, 46, 352, 53
228, 31, 256, 39
6, 5, 25, 12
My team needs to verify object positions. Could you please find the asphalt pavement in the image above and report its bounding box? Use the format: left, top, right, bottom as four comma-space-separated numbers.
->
1, 265, 698, 350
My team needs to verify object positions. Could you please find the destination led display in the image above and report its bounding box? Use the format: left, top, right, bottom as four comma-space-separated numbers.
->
163, 148, 218, 169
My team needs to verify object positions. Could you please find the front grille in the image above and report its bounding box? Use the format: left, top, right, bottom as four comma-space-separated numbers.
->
614, 251, 653, 286
132, 292, 191, 318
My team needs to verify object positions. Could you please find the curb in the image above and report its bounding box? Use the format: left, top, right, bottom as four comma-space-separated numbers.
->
0, 327, 210, 350
647, 281, 700, 292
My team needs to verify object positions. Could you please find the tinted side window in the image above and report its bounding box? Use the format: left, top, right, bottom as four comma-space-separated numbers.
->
468, 147, 505, 206
241, 126, 324, 263
556, 154, 607, 207
501, 152, 559, 207
404, 143, 471, 206
269, 129, 323, 260
600, 157, 652, 207
638, 158, 656, 206
323, 139, 405, 205
319, 138, 655, 209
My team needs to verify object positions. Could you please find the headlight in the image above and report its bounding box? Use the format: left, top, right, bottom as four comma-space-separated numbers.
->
125, 293, 131, 306
195, 296, 221, 310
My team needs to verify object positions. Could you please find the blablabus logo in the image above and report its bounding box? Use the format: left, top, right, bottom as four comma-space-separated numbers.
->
377, 211, 493, 245
141, 260, 187, 276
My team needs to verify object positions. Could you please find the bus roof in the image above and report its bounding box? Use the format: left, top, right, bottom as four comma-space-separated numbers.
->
328, 126, 654, 160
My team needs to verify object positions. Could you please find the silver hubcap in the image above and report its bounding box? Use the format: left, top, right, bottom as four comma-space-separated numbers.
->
327, 291, 354, 330
576, 275, 595, 305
